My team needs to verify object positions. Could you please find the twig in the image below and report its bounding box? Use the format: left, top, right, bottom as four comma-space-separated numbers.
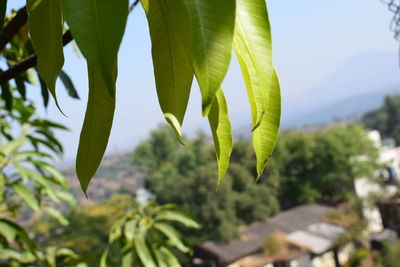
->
0, 7, 28, 52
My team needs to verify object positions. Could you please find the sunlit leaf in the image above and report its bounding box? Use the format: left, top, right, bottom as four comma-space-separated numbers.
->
141, 0, 193, 141
134, 233, 157, 267
12, 184, 39, 211
154, 222, 189, 253
183, 0, 235, 115
60, 0, 128, 95
76, 65, 116, 194
233, 0, 281, 177
156, 209, 201, 229
208, 88, 232, 186
160, 247, 180, 267
27, 0, 64, 109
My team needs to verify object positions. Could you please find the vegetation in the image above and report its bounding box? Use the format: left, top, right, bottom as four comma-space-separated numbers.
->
275, 125, 379, 208
362, 95, 400, 144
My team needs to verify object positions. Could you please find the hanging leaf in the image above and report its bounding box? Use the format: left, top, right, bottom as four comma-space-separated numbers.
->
27, 0, 64, 109
208, 88, 232, 186
39, 76, 49, 108
233, 0, 281, 177
58, 70, 80, 99
183, 0, 236, 115
60, 0, 128, 96
14, 76, 26, 100
141, 0, 193, 141
1, 82, 12, 111
76, 64, 116, 194
156, 209, 201, 229
0, 0, 6, 30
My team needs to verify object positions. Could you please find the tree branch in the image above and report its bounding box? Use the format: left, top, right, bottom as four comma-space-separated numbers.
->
0, 7, 28, 52
0, 2, 140, 85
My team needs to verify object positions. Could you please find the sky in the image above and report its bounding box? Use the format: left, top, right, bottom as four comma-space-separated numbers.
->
9, 0, 400, 161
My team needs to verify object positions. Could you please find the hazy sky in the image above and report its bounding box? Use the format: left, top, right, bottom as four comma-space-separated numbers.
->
9, 0, 400, 161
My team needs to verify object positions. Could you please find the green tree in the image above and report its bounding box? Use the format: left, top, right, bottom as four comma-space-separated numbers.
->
133, 126, 280, 242
275, 125, 380, 208
362, 95, 400, 144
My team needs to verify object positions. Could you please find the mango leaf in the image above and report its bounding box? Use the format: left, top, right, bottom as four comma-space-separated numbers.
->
233, 0, 281, 177
154, 222, 189, 253
0, 219, 38, 251
27, 0, 64, 109
59, 70, 80, 99
39, 76, 49, 108
156, 209, 201, 229
134, 233, 157, 267
160, 247, 180, 267
12, 184, 39, 211
1, 82, 12, 111
208, 88, 232, 186
152, 246, 168, 267
76, 64, 116, 194
0, 0, 6, 30
141, 0, 193, 141
183, 0, 236, 115
60, 0, 128, 95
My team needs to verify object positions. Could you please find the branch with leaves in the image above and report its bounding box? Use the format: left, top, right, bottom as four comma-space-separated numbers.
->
0, 0, 281, 195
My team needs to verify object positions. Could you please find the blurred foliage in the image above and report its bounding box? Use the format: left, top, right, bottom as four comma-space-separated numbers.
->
363, 95, 400, 145
133, 125, 379, 242
374, 241, 400, 267
0, 93, 79, 265
132, 125, 280, 242
102, 201, 201, 267
275, 125, 380, 209
34, 194, 137, 264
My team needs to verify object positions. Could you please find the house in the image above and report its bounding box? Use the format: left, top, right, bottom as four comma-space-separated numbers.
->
192, 205, 353, 267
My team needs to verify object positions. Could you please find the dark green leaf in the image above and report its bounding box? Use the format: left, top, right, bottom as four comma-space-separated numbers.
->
27, 0, 64, 109
1, 82, 12, 111
0, 0, 6, 30
59, 70, 80, 99
60, 0, 128, 96
39, 76, 49, 108
76, 64, 116, 194
15, 76, 26, 100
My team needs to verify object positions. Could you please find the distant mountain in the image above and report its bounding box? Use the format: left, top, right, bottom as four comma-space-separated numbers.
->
282, 52, 400, 128
284, 88, 400, 128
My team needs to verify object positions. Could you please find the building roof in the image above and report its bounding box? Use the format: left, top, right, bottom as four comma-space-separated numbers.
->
195, 204, 343, 265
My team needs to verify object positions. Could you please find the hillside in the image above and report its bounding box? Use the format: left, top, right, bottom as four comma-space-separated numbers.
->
63, 154, 143, 204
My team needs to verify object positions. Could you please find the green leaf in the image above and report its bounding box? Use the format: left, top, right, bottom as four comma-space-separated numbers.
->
76, 65, 116, 194
15, 76, 26, 100
154, 222, 189, 253
39, 76, 49, 108
59, 70, 80, 99
0, 219, 38, 251
141, 0, 193, 141
233, 0, 281, 177
183, 0, 235, 115
27, 0, 64, 109
207, 88, 232, 186
12, 184, 39, 211
60, 0, 128, 95
44, 206, 69, 226
1, 82, 12, 111
156, 209, 201, 229
0, 0, 6, 30
160, 247, 180, 267
134, 233, 157, 267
